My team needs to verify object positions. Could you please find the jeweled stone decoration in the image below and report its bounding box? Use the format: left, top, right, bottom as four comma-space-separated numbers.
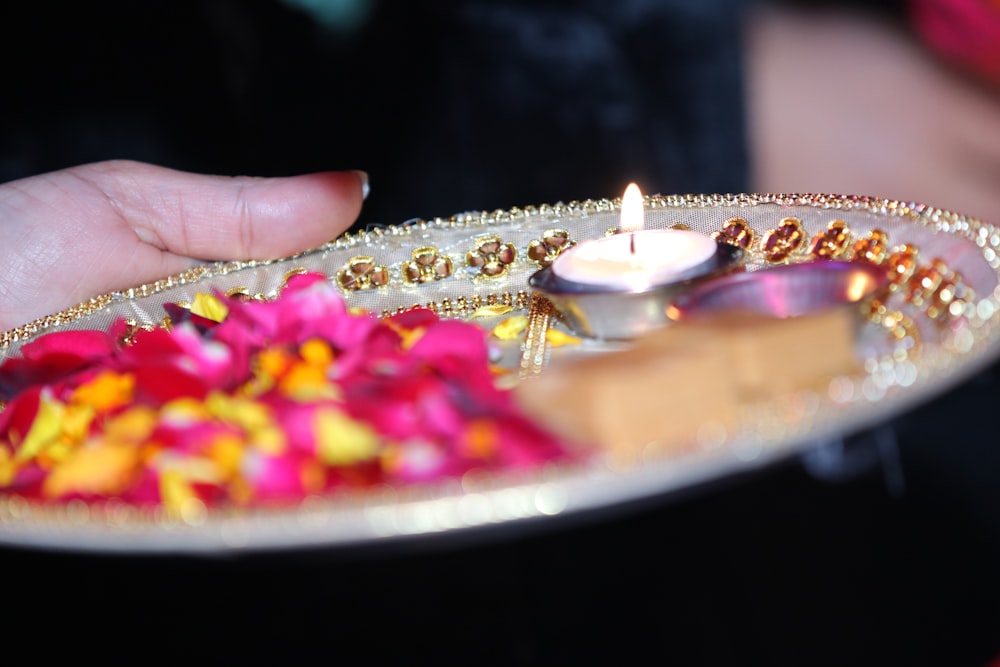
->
467, 235, 517, 278
906, 258, 974, 320
526, 229, 575, 268
885, 244, 919, 291
808, 219, 852, 259
336, 256, 389, 291
402, 246, 453, 285
712, 217, 755, 250
851, 229, 890, 265
907, 258, 946, 308
761, 217, 805, 262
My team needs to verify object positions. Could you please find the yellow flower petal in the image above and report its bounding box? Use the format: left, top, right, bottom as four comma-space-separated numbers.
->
153, 452, 224, 485
314, 407, 379, 466
468, 304, 514, 319
203, 394, 287, 454
37, 441, 75, 468
491, 315, 529, 340
252, 426, 287, 456
545, 329, 582, 347
205, 393, 271, 431
160, 398, 212, 428
0, 446, 15, 487
207, 434, 245, 479
61, 403, 96, 442
190, 292, 230, 322
299, 339, 334, 367
15, 396, 64, 462
399, 326, 426, 350
159, 470, 206, 522
255, 347, 294, 379
384, 319, 426, 350
278, 362, 339, 401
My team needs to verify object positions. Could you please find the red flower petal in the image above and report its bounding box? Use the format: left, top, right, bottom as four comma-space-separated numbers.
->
0, 385, 42, 442
0, 330, 116, 399
132, 365, 211, 404
20, 329, 115, 361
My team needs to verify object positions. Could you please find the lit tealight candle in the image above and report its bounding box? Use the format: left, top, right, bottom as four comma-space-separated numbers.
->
552, 183, 718, 291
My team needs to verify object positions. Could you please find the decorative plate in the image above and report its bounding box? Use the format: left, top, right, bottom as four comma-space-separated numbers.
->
2, 193, 999, 553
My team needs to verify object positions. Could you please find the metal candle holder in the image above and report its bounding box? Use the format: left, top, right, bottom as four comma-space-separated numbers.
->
528, 241, 744, 340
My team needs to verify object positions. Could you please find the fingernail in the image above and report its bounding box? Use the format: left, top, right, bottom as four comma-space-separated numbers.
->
354, 170, 370, 200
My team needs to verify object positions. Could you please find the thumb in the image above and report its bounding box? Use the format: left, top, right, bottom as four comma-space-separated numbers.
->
95, 160, 367, 260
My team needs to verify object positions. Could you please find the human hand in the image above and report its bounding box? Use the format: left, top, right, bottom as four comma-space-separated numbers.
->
0, 160, 367, 331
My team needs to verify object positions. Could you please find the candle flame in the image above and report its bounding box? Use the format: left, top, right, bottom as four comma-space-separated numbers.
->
619, 182, 645, 234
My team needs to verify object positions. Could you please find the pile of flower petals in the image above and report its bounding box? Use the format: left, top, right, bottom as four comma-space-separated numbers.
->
0, 273, 572, 516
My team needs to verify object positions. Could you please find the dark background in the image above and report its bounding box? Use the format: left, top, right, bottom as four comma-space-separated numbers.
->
0, 0, 750, 227
2, 1, 998, 664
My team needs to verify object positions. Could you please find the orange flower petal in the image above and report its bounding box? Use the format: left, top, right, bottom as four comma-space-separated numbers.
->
72, 371, 135, 412
42, 442, 140, 498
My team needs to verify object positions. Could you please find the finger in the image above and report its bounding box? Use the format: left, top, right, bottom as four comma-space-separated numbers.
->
84, 160, 367, 260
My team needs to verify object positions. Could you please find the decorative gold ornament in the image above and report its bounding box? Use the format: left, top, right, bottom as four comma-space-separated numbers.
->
402, 246, 453, 285
466, 235, 516, 278
118, 318, 152, 346
225, 286, 268, 302
851, 229, 890, 265
808, 219, 852, 259
526, 229, 575, 268
864, 297, 921, 353
906, 258, 946, 308
117, 316, 172, 346
906, 259, 974, 320
929, 277, 961, 320
336, 256, 389, 291
885, 244, 919, 291
712, 217, 755, 250
520, 293, 558, 378
377, 291, 530, 320
761, 217, 805, 262
279, 267, 309, 291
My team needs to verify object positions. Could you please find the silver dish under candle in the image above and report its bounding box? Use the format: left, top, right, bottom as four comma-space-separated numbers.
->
529, 241, 744, 340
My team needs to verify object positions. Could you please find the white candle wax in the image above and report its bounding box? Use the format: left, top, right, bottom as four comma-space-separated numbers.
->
551, 228, 717, 291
